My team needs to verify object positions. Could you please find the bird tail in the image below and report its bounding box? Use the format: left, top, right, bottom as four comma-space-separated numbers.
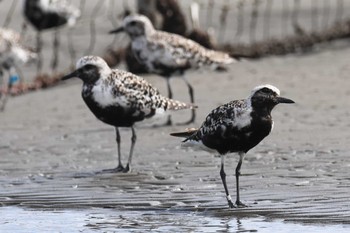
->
165, 98, 197, 111
170, 128, 198, 138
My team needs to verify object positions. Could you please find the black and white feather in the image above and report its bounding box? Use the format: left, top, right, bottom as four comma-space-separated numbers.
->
23, 0, 81, 73
110, 14, 235, 124
23, 0, 80, 31
62, 55, 195, 172
171, 85, 294, 208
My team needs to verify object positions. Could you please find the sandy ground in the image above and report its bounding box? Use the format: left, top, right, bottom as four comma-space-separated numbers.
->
1, 39, 350, 229
1, 0, 350, 231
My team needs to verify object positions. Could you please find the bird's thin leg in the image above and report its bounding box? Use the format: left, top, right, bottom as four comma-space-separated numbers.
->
115, 127, 125, 171
0, 69, 16, 112
165, 77, 173, 126
0, 71, 6, 112
220, 155, 235, 208
36, 32, 43, 75
235, 152, 247, 207
178, 75, 196, 125
102, 127, 124, 173
166, 77, 173, 99
51, 29, 60, 72
67, 27, 76, 69
123, 126, 137, 173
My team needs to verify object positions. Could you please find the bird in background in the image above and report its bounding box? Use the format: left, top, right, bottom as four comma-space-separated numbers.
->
61, 56, 196, 173
0, 28, 37, 111
23, 0, 80, 73
171, 85, 294, 208
109, 14, 235, 125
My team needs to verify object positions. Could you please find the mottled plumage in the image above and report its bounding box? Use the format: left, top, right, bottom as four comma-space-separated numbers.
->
0, 28, 37, 66
110, 14, 235, 124
171, 85, 294, 208
0, 28, 37, 111
62, 56, 195, 172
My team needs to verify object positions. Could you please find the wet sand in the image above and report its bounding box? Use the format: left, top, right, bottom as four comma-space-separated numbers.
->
1, 41, 350, 231
1, 0, 350, 231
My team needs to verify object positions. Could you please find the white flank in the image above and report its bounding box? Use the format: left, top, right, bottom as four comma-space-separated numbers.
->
155, 107, 165, 116
10, 46, 36, 64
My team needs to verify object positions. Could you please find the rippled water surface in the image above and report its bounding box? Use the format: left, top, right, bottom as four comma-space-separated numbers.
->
1, 206, 350, 233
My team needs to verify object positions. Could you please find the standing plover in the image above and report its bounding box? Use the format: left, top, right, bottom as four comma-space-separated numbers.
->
171, 85, 294, 208
62, 56, 196, 173
23, 0, 80, 30
23, 0, 80, 72
109, 14, 235, 125
0, 28, 37, 111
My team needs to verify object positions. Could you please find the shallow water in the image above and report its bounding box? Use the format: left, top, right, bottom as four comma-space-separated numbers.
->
1, 206, 350, 233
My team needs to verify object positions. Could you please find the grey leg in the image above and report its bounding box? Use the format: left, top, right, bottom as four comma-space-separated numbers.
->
102, 127, 124, 173
123, 126, 137, 173
0, 71, 6, 112
36, 32, 43, 74
51, 29, 60, 71
235, 152, 247, 207
178, 75, 196, 125
220, 155, 235, 208
165, 77, 172, 125
115, 127, 125, 171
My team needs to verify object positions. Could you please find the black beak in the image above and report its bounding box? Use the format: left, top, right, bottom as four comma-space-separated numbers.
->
61, 70, 78, 81
109, 27, 124, 34
277, 96, 295, 104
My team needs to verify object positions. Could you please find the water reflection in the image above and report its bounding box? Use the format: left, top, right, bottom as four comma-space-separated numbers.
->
0, 206, 349, 232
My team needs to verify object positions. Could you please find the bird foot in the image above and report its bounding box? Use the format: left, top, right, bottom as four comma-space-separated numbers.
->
122, 164, 130, 173
235, 200, 248, 208
101, 164, 125, 173
227, 200, 235, 208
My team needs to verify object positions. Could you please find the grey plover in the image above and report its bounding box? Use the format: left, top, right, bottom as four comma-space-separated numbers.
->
61, 56, 196, 173
109, 14, 235, 125
171, 85, 294, 208
0, 28, 37, 111
23, 0, 80, 72
23, 0, 80, 30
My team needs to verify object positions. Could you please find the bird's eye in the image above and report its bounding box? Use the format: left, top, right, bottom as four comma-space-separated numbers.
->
129, 21, 137, 26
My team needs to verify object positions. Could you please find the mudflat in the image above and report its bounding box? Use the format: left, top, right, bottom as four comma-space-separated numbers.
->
1, 42, 350, 228
1, 0, 350, 231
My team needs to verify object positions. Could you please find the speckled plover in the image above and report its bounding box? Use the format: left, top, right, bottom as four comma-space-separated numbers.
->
171, 85, 294, 208
23, 0, 80, 72
0, 28, 37, 111
62, 56, 196, 173
109, 14, 235, 125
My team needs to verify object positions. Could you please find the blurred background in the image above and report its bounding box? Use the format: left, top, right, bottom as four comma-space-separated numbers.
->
1, 0, 350, 92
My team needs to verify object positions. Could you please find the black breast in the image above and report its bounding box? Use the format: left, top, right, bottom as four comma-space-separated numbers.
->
201, 114, 273, 155
24, 0, 68, 31
82, 93, 154, 127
